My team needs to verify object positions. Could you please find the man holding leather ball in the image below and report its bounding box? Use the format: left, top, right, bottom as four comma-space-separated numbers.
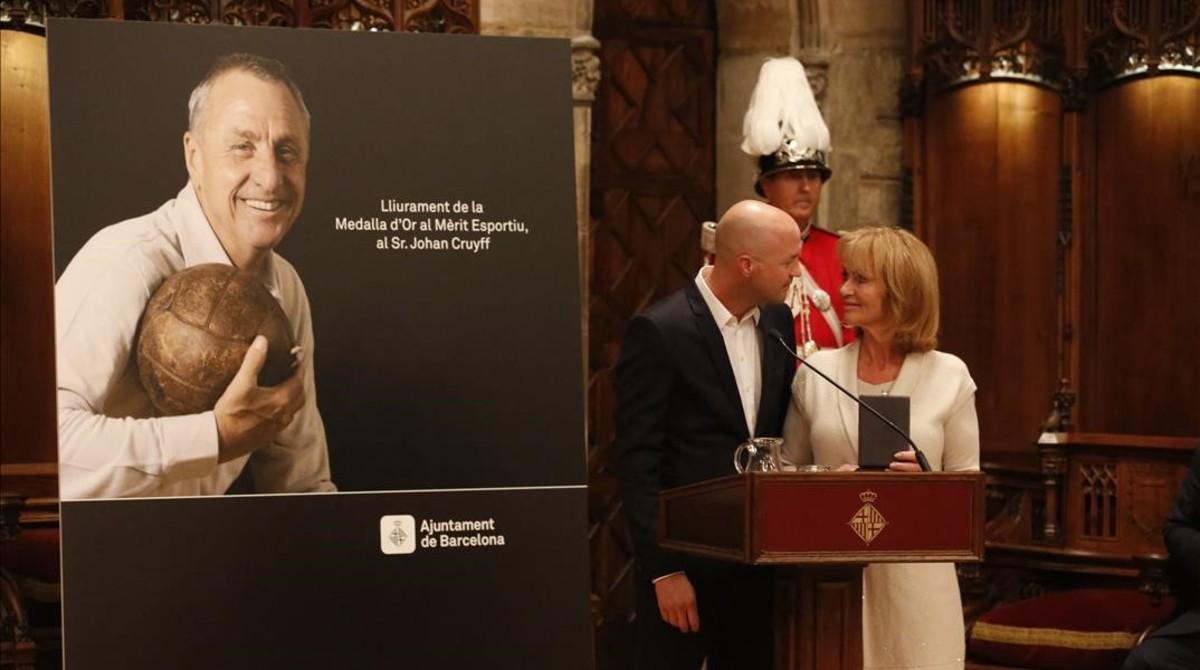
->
55, 52, 335, 499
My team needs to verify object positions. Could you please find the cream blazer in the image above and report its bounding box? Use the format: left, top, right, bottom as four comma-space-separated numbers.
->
782, 341, 980, 670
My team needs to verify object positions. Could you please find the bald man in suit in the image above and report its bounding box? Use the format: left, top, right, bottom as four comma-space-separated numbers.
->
617, 200, 802, 669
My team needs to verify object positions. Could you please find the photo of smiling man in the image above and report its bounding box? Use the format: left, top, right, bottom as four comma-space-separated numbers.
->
55, 53, 336, 499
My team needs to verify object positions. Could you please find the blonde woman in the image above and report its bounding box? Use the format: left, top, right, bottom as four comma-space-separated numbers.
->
782, 226, 979, 670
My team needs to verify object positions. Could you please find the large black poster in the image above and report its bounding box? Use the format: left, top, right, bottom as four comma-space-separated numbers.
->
48, 19, 588, 668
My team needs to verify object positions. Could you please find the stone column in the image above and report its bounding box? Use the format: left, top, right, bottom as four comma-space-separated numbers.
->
820, 1, 905, 231
572, 26, 600, 388
714, 0, 793, 217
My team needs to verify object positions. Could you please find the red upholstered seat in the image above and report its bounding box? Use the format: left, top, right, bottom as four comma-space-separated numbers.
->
967, 588, 1177, 670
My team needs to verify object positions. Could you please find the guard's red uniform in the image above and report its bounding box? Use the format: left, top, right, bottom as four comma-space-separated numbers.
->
797, 226, 855, 350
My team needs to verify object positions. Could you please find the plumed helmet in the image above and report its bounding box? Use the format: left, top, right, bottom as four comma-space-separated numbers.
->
741, 57, 832, 195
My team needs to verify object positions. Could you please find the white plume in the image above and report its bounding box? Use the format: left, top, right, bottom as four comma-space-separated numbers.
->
741, 57, 830, 156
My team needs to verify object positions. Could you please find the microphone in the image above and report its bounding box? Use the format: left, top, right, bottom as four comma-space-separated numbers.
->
767, 329, 932, 472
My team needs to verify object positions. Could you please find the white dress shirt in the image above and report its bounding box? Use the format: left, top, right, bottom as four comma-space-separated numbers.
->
695, 267, 762, 435
55, 183, 335, 499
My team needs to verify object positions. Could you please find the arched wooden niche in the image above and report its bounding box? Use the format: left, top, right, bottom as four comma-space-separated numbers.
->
906, 0, 1200, 453
0, 28, 57, 470
918, 81, 1062, 454
1078, 75, 1200, 436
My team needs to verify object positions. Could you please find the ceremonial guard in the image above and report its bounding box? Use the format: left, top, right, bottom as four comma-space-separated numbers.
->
704, 57, 854, 356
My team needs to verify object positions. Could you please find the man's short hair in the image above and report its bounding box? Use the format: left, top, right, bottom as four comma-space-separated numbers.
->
839, 227, 940, 354
187, 53, 311, 132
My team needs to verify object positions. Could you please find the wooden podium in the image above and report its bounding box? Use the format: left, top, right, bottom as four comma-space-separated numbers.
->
659, 471, 985, 670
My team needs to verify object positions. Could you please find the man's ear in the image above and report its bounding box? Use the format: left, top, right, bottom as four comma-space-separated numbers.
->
183, 131, 201, 183
737, 253, 754, 277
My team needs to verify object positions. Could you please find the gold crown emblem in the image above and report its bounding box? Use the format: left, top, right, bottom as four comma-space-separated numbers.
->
859, 490, 878, 503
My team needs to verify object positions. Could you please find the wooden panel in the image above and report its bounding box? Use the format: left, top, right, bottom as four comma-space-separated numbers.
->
922, 83, 1061, 454
0, 30, 57, 471
659, 475, 749, 562
1081, 76, 1200, 436
1064, 439, 1191, 555
1124, 459, 1187, 553
756, 475, 983, 562
778, 566, 864, 670
595, 0, 712, 27
1069, 456, 1121, 546
15, 1, 481, 31
588, 3, 716, 669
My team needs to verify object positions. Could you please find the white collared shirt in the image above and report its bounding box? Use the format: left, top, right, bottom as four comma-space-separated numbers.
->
695, 267, 762, 435
55, 183, 335, 499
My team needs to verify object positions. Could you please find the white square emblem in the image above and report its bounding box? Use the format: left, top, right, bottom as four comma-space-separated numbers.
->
380, 515, 417, 554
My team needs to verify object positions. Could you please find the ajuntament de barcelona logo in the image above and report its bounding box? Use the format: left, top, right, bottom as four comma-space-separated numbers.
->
380, 515, 507, 554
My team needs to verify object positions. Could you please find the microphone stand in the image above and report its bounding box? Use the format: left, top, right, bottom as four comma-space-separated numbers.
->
770, 331, 932, 472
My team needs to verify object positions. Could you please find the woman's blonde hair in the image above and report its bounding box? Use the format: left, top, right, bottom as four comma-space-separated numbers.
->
838, 227, 939, 353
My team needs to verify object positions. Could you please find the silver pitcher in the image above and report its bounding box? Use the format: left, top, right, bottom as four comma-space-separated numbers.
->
733, 437, 784, 474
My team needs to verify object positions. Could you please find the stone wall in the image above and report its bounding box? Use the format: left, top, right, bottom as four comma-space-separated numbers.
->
715, 0, 906, 232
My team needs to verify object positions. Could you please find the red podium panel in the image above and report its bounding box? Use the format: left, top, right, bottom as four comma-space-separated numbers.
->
660, 471, 984, 563
659, 471, 986, 670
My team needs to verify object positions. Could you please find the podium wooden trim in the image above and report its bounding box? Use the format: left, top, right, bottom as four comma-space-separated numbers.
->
658, 471, 985, 670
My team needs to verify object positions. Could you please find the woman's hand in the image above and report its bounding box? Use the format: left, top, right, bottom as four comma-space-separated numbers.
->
888, 449, 923, 473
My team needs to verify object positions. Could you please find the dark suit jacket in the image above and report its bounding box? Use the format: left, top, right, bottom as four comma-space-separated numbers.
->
615, 281, 796, 580
1157, 443, 1200, 637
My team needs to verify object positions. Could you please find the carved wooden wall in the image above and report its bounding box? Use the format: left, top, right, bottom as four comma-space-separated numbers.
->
907, 0, 1200, 627
906, 0, 1200, 459
920, 83, 1062, 454
1079, 75, 1200, 436
588, 1, 716, 668
0, 0, 478, 32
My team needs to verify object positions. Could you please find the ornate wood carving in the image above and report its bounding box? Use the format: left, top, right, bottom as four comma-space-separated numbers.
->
913, 0, 1066, 90
1084, 0, 1200, 83
1060, 71, 1088, 110
0, 0, 109, 29
1051, 164, 1076, 411
1056, 166, 1072, 292
968, 436, 1191, 635
220, 0, 297, 26
911, 1, 1200, 94
1043, 379, 1077, 432
908, 3, 1199, 447
1040, 446, 1067, 542
403, 0, 474, 33
308, 0, 391, 30
35, 0, 479, 30
1078, 460, 1119, 539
